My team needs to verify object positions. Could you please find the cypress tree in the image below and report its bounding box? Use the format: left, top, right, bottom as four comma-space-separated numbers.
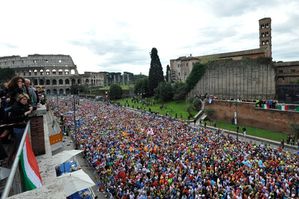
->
166, 65, 171, 82
148, 47, 164, 96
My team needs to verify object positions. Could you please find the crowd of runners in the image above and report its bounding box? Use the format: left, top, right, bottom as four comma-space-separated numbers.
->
50, 97, 299, 199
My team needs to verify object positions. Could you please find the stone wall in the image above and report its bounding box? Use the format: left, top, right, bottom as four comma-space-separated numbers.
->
206, 100, 299, 134
189, 58, 276, 100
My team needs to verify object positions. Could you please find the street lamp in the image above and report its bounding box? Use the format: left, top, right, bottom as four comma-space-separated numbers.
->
234, 101, 239, 141
73, 94, 76, 135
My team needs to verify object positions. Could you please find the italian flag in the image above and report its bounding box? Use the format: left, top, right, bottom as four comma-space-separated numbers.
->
20, 134, 43, 190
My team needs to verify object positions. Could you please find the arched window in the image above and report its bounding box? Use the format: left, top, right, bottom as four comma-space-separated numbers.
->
66, 88, 70, 95
59, 79, 63, 85
65, 79, 70, 85
52, 79, 57, 85
39, 79, 44, 85
59, 89, 64, 95
46, 79, 51, 85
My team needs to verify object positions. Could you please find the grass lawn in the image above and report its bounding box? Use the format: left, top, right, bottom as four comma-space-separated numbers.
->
116, 98, 288, 142
115, 98, 197, 120
214, 120, 288, 142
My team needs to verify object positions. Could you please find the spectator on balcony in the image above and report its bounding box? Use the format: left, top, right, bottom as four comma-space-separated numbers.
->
8, 93, 33, 144
24, 78, 38, 108
6, 76, 26, 107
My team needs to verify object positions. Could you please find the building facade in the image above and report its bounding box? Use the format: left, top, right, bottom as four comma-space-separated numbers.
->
274, 61, 299, 102
0, 54, 135, 95
170, 18, 272, 83
170, 17, 299, 102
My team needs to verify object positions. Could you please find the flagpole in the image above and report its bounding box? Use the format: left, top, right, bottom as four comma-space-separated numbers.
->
2, 122, 30, 198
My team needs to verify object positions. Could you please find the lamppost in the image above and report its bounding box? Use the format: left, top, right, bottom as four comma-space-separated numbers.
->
73, 94, 76, 135
234, 101, 239, 141
73, 88, 78, 135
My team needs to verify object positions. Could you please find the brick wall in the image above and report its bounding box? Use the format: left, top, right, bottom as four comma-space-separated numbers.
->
30, 116, 45, 155
206, 100, 299, 134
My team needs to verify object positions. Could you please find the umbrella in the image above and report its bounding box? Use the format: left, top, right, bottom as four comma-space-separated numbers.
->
52, 150, 82, 165
0, 167, 10, 180
57, 169, 95, 196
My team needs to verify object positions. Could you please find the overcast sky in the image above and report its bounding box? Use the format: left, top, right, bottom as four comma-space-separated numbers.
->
0, 0, 298, 75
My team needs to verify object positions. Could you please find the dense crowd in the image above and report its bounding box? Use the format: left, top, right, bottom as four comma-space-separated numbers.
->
50, 98, 299, 199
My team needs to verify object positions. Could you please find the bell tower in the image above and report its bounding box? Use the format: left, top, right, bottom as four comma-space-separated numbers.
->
259, 17, 272, 58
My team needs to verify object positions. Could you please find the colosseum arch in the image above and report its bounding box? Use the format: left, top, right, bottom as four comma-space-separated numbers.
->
65, 69, 69, 75
46, 69, 50, 75
71, 69, 76, 75
71, 79, 76, 85
77, 79, 81, 84
65, 79, 70, 85
58, 69, 63, 75
66, 88, 70, 95
39, 69, 44, 76
33, 79, 38, 85
34, 69, 38, 76
53, 89, 57, 95
59, 79, 63, 85
39, 79, 44, 85
46, 89, 51, 95
52, 69, 57, 75
59, 89, 64, 95
46, 79, 51, 85
52, 79, 57, 85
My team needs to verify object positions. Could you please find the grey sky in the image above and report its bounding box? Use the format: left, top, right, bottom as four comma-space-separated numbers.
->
0, 0, 298, 75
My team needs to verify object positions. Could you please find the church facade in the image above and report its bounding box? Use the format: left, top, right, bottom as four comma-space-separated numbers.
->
169, 18, 299, 102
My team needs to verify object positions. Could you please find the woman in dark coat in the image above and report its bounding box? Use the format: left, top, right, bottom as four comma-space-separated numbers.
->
9, 93, 33, 144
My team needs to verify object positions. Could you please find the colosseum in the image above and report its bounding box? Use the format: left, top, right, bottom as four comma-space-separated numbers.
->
0, 54, 134, 95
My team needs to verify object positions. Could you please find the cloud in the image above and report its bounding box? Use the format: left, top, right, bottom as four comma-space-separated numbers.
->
0, 42, 17, 49
1, 0, 299, 75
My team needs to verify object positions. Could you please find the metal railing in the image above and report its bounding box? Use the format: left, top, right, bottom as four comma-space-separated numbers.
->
1, 121, 30, 199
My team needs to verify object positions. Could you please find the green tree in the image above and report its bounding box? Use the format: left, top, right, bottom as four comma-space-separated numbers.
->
205, 109, 215, 120
290, 123, 299, 140
134, 78, 149, 97
70, 84, 87, 94
166, 65, 171, 82
109, 84, 123, 100
0, 68, 15, 84
186, 62, 206, 91
173, 82, 188, 100
133, 74, 147, 83
154, 82, 174, 102
148, 48, 164, 96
